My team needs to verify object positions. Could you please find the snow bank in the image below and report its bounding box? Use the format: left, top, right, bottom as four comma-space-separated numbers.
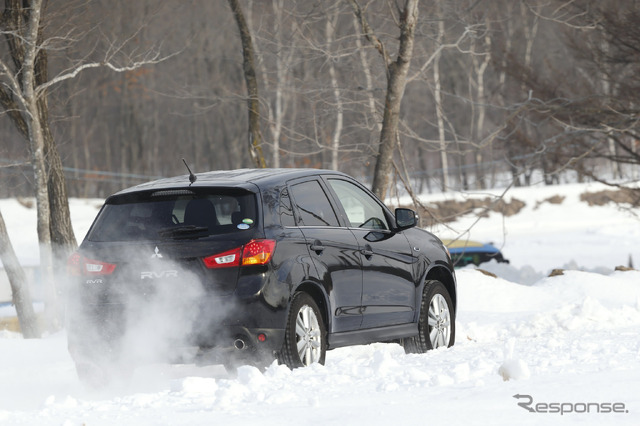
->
0, 269, 638, 425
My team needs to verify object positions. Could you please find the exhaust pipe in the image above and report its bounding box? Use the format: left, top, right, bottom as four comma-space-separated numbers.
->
234, 338, 247, 350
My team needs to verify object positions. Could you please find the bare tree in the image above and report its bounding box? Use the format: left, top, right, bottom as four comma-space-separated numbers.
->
228, 0, 267, 168
469, 20, 492, 189
326, 10, 344, 171
1, 0, 636, 206
349, 0, 419, 200
0, 0, 174, 329
498, 0, 640, 191
249, 0, 299, 169
352, 13, 381, 133
432, 3, 449, 191
0, 208, 40, 337
0, 0, 59, 327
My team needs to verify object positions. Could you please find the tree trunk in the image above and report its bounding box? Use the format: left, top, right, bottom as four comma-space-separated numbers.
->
228, 0, 267, 168
327, 12, 343, 171
472, 25, 491, 190
354, 15, 379, 130
31, 8, 77, 259
42, 101, 77, 261
0, 209, 41, 338
253, 0, 291, 169
433, 8, 449, 191
351, 0, 419, 200
19, 0, 60, 331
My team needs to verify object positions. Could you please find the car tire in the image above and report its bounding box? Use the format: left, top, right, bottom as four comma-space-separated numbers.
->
403, 280, 455, 354
279, 292, 326, 368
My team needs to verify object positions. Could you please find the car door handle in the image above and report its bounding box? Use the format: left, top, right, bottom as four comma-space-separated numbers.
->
361, 245, 374, 259
310, 240, 325, 254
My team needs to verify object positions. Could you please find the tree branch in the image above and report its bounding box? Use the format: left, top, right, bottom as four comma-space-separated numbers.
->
408, 26, 477, 83
346, 0, 390, 74
35, 49, 180, 95
0, 56, 28, 111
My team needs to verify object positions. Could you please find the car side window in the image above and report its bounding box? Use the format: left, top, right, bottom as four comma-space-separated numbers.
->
289, 180, 339, 227
327, 179, 389, 230
279, 188, 296, 227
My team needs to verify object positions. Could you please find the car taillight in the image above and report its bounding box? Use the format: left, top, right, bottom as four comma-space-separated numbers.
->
67, 252, 117, 276
202, 247, 242, 269
202, 239, 276, 269
242, 239, 276, 266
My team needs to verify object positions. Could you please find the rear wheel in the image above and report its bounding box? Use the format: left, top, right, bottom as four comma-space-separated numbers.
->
279, 292, 326, 368
403, 280, 455, 353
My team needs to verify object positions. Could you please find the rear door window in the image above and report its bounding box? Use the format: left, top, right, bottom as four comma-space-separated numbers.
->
87, 190, 257, 242
289, 180, 339, 227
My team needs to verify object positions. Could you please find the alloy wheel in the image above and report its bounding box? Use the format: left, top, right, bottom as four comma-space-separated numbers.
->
427, 293, 451, 348
295, 305, 322, 366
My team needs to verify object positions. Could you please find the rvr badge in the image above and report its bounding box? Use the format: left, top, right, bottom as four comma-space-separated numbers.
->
141, 270, 178, 279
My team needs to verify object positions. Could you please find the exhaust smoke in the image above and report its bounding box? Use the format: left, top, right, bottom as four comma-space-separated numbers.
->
65, 249, 240, 387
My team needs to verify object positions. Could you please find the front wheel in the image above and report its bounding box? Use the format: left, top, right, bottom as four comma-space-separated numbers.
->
403, 280, 455, 354
279, 292, 326, 368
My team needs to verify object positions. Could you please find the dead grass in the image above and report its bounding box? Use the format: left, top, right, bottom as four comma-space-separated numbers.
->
408, 197, 526, 226
534, 195, 565, 209
580, 188, 640, 206
405, 187, 639, 227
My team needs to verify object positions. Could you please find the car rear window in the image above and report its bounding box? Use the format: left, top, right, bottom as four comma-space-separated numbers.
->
87, 189, 257, 242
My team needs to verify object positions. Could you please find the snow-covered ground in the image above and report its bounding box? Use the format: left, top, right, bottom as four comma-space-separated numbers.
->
0, 181, 639, 425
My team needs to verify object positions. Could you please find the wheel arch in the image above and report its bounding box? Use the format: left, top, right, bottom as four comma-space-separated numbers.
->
424, 265, 457, 313
293, 281, 331, 332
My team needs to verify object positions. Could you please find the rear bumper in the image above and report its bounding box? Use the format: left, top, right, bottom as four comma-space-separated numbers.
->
192, 326, 286, 365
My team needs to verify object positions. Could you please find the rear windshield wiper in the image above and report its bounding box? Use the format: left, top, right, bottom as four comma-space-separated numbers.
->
158, 225, 209, 239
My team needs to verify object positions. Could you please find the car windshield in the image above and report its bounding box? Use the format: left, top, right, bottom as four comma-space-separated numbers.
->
87, 189, 257, 242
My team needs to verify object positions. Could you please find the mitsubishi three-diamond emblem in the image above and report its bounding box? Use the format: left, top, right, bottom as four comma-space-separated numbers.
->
151, 246, 163, 259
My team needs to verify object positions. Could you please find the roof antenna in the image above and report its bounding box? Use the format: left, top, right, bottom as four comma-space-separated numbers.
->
182, 158, 197, 185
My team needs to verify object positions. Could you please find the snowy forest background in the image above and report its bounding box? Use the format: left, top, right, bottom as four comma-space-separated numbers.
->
1, 3, 639, 421
1, 0, 639, 199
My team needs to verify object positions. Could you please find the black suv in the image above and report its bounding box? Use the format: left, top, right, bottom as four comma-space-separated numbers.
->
67, 168, 456, 382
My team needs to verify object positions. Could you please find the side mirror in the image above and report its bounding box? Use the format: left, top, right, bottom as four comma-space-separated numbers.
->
395, 208, 417, 229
